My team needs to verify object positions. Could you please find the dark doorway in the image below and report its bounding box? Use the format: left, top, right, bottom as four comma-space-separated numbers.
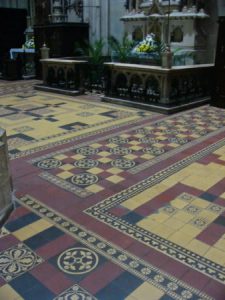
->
211, 17, 225, 109
0, 8, 27, 73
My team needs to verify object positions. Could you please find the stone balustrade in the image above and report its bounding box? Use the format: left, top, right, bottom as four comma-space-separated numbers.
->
36, 58, 88, 95
103, 62, 213, 113
0, 128, 13, 225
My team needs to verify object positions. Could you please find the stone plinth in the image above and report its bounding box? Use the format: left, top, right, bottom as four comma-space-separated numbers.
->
103, 62, 213, 114
0, 129, 13, 225
35, 58, 88, 95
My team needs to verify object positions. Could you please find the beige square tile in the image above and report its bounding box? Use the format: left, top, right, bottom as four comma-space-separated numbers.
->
90, 143, 102, 148
53, 154, 68, 160
71, 154, 85, 160
58, 171, 73, 179
0, 285, 23, 300
98, 157, 112, 163
141, 154, 154, 160
186, 239, 210, 256
107, 167, 122, 174
205, 247, 225, 265
88, 167, 103, 175
171, 199, 189, 209
169, 230, 193, 246
106, 175, 124, 184
130, 145, 143, 151
86, 184, 104, 193
124, 154, 137, 160
98, 151, 111, 157
125, 282, 164, 300
59, 164, 74, 171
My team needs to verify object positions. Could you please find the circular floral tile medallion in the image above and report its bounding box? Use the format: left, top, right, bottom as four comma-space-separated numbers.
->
57, 247, 99, 275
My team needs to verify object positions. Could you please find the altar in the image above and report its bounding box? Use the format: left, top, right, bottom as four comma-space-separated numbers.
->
9, 48, 35, 77
9, 48, 35, 60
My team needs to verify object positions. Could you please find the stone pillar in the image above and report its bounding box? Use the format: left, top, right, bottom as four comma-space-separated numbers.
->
0, 129, 13, 226
161, 49, 173, 68
160, 74, 171, 104
40, 44, 50, 59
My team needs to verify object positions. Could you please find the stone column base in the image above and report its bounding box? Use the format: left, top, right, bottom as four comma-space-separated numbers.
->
0, 128, 13, 227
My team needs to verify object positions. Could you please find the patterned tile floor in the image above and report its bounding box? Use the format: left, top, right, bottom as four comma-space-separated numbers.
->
0, 80, 225, 299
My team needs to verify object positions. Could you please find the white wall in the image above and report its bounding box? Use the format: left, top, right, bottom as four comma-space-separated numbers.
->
84, 0, 125, 54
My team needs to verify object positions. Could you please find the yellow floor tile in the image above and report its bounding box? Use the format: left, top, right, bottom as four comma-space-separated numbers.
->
171, 199, 189, 209
141, 154, 154, 160
124, 154, 138, 160
57, 171, 73, 179
150, 223, 175, 238
204, 247, 225, 265
154, 142, 165, 147
220, 192, 225, 199
29, 219, 53, 233
164, 217, 185, 230
176, 134, 187, 138
179, 224, 202, 238
71, 154, 85, 160
53, 154, 68, 160
13, 227, 36, 241
173, 211, 195, 223
128, 141, 140, 146
214, 238, 225, 251
106, 175, 124, 184
130, 145, 143, 151
98, 151, 111, 157
88, 167, 103, 175
191, 198, 210, 209
197, 210, 218, 222
107, 167, 122, 175
86, 184, 104, 193
214, 146, 225, 156
186, 239, 210, 256
148, 212, 170, 224
168, 143, 179, 148
169, 230, 193, 246
98, 157, 112, 163
106, 143, 117, 148
120, 134, 130, 138
125, 282, 164, 300
90, 143, 102, 148
0, 284, 23, 300
59, 164, 74, 171
122, 184, 168, 210
137, 218, 159, 231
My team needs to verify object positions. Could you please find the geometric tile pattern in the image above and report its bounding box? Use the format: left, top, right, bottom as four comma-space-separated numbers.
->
0, 227, 9, 238
31, 107, 225, 200
54, 284, 97, 300
0, 92, 153, 159
18, 195, 212, 300
0, 243, 43, 282
86, 142, 225, 284
1, 83, 225, 300
0, 79, 39, 96
57, 247, 99, 275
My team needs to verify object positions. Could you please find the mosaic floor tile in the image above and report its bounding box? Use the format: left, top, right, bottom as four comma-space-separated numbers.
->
54, 283, 97, 300
1, 81, 225, 299
0, 91, 155, 159
0, 243, 43, 282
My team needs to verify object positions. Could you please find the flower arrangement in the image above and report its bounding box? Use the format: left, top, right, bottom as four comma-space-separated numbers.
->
132, 34, 157, 54
24, 37, 35, 49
